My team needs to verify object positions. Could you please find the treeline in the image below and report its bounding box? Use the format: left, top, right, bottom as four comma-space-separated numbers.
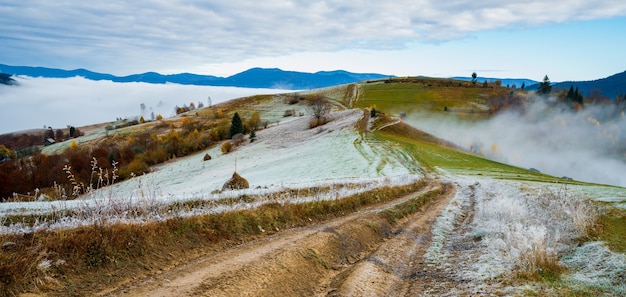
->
0, 126, 84, 154
0, 112, 263, 201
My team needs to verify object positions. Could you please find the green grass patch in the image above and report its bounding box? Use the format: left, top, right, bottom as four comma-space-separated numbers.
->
372, 128, 577, 184
354, 80, 505, 120
596, 209, 626, 253
379, 184, 448, 225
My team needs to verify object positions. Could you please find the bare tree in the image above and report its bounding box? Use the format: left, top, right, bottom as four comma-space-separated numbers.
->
306, 95, 331, 122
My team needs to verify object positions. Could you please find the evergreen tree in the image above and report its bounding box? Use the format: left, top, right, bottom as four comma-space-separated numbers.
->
249, 130, 256, 142
566, 85, 575, 101
537, 75, 552, 95
230, 112, 244, 138
574, 87, 584, 106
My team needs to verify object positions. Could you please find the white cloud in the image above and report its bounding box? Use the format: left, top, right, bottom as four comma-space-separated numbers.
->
1, 1, 625, 75
0, 76, 285, 134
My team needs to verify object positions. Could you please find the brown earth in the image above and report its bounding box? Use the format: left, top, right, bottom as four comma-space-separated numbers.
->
94, 181, 458, 297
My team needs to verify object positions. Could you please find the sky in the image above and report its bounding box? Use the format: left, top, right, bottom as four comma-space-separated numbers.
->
1, 1, 626, 82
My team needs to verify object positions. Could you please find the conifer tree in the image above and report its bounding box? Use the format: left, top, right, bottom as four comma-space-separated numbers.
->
230, 112, 244, 138
537, 75, 552, 95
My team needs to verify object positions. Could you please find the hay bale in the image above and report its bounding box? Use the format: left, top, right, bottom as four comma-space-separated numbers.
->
222, 172, 249, 190
203, 153, 212, 161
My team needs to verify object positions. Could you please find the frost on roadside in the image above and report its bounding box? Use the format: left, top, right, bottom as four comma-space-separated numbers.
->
424, 178, 611, 292
561, 241, 626, 293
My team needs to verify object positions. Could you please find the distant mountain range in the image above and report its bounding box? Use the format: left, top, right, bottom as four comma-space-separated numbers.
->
550, 71, 626, 99
1, 64, 625, 98
454, 72, 626, 99
0, 64, 391, 90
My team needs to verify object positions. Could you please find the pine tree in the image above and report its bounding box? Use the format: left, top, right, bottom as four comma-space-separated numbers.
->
230, 112, 244, 138
249, 130, 256, 142
537, 75, 552, 95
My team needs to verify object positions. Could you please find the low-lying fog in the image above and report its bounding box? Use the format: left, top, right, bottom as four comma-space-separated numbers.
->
406, 98, 626, 187
0, 76, 286, 134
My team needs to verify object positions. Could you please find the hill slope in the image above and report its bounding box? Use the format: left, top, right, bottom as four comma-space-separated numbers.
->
552, 70, 626, 99
0, 78, 624, 296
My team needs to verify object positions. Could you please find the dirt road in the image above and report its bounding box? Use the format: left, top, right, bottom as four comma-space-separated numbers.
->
98, 181, 456, 297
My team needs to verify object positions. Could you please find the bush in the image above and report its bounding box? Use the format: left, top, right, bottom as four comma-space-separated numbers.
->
231, 133, 245, 146
221, 142, 232, 154
309, 118, 327, 129
118, 159, 149, 179
142, 147, 168, 165
283, 109, 295, 117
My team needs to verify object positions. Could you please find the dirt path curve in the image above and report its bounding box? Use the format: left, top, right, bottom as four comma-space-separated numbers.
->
98, 181, 455, 297
323, 182, 457, 296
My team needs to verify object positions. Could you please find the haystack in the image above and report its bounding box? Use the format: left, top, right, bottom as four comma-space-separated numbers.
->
222, 171, 249, 190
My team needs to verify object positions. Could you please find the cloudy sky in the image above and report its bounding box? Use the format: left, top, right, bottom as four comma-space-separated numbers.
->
1, 1, 626, 81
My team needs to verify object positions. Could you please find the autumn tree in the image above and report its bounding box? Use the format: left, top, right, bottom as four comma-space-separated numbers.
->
0, 144, 15, 160
55, 129, 65, 142
246, 112, 262, 132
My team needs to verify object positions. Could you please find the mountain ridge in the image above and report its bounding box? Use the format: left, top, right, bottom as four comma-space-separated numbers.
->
0, 64, 390, 90
2, 64, 625, 97
550, 70, 626, 99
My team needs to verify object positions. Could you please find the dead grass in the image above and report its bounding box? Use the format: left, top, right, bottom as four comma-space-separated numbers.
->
380, 183, 449, 225
0, 180, 427, 296
515, 242, 567, 282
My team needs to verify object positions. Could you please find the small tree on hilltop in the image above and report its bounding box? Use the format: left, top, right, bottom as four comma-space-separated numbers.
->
537, 75, 552, 96
230, 112, 244, 138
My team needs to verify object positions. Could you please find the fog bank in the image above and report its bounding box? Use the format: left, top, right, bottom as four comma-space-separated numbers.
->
0, 76, 286, 134
406, 99, 626, 187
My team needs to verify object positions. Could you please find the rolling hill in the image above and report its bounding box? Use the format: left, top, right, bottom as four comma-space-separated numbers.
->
0, 77, 624, 296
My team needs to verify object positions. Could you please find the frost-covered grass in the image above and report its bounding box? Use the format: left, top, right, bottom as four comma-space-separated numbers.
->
0, 175, 420, 235
0, 178, 427, 295
425, 177, 625, 294
0, 109, 425, 234
561, 241, 626, 294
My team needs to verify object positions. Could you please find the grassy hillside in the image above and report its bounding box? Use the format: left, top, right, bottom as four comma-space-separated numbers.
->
1, 77, 625, 296
351, 78, 511, 119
